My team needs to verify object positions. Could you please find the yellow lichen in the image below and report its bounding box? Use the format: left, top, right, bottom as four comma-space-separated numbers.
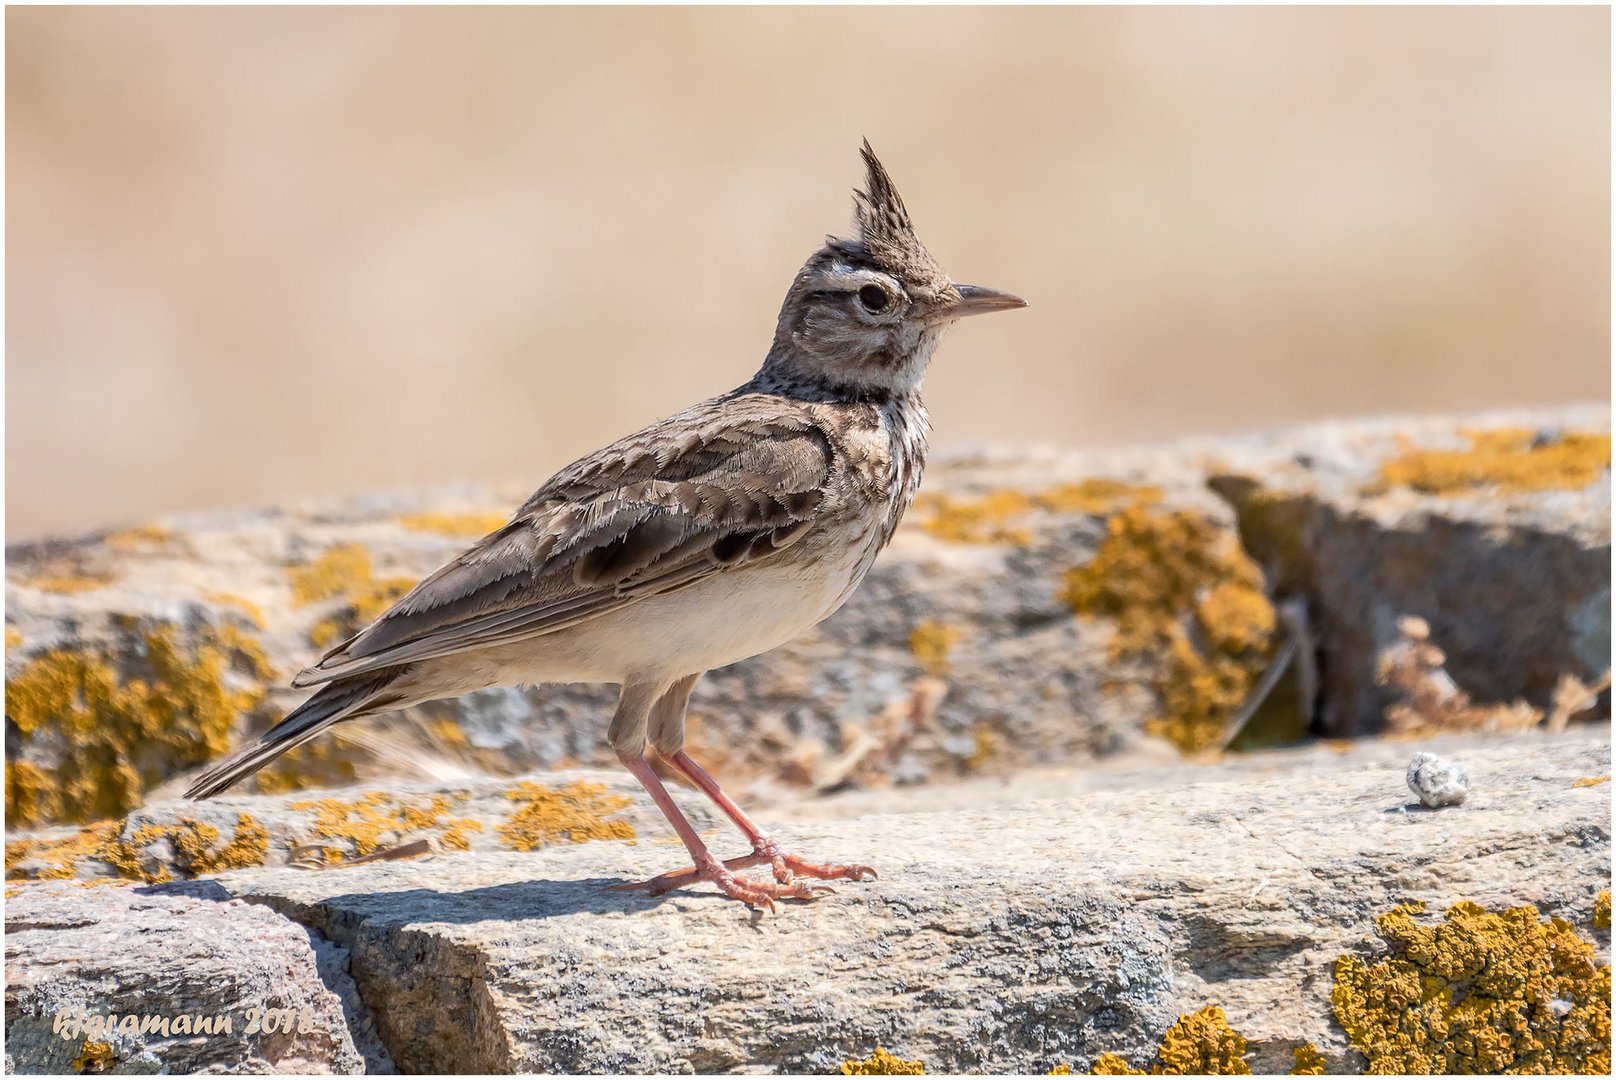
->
909, 620, 962, 677
912, 480, 1161, 546
1084, 1006, 1250, 1075
965, 726, 1003, 772
6, 813, 266, 883
104, 524, 172, 550
841, 1048, 925, 1075
246, 726, 365, 796
1376, 428, 1611, 496
1153, 1006, 1251, 1075
1595, 890, 1610, 932
289, 791, 481, 859
1573, 775, 1611, 788
1331, 900, 1611, 1074
72, 1040, 116, 1073
1288, 1043, 1326, 1075
5, 760, 63, 826
1048, 1066, 1074, 1075
398, 511, 509, 536
6, 821, 121, 881
289, 545, 414, 649
6, 627, 23, 651
4, 624, 273, 826
1036, 480, 1163, 516
288, 544, 375, 606
205, 591, 268, 630
1060, 506, 1276, 754
23, 573, 115, 595
913, 489, 1034, 545
497, 780, 635, 852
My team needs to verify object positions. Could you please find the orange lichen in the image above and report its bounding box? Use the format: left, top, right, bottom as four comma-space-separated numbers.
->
1572, 776, 1611, 789
909, 619, 961, 677
841, 1048, 925, 1075
398, 511, 509, 537
1376, 428, 1610, 496
6, 627, 24, 651
497, 780, 636, 852
1060, 506, 1276, 754
1595, 890, 1610, 932
1331, 900, 1611, 1074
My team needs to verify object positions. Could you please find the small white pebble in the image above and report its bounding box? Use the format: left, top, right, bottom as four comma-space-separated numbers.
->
1407, 752, 1470, 808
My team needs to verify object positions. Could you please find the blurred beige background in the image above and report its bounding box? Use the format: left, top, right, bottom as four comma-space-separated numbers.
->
7, 6, 1609, 541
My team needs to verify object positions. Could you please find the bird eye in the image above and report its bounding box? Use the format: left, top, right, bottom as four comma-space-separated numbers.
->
857, 284, 890, 313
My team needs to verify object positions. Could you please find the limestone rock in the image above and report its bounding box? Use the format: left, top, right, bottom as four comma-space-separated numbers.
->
4, 882, 383, 1074
6, 407, 1608, 827
6, 728, 1605, 1073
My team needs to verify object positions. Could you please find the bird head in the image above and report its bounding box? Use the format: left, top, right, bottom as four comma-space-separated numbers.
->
761, 141, 1026, 401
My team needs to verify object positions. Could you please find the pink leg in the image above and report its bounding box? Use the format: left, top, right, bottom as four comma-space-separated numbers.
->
665, 750, 877, 885
613, 752, 830, 910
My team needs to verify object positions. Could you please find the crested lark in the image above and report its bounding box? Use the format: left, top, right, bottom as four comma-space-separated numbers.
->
186, 142, 1026, 908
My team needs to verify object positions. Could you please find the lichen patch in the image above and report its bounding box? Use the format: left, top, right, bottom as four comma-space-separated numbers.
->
1331, 900, 1611, 1074
497, 780, 635, 852
1060, 506, 1276, 754
1375, 427, 1610, 496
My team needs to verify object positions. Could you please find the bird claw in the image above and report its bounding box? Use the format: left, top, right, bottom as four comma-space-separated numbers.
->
608, 848, 875, 908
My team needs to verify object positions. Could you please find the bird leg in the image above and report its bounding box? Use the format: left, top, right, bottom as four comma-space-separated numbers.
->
613, 751, 830, 910
662, 749, 877, 887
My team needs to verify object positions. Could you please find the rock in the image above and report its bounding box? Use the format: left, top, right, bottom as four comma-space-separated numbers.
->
4, 881, 382, 1074
1405, 751, 1470, 808
6, 406, 1608, 827
1209, 407, 1611, 735
5, 727, 1607, 1073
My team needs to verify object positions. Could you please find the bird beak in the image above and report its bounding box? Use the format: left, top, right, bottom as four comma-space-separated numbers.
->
929, 284, 1028, 324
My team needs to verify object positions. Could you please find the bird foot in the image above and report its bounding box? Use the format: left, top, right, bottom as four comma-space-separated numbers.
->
609, 844, 876, 910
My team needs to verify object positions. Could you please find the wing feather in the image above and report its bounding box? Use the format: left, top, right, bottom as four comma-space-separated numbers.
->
291, 396, 832, 688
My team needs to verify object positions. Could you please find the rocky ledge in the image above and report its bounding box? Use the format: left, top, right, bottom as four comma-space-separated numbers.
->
6, 406, 1611, 831
5, 728, 1610, 1073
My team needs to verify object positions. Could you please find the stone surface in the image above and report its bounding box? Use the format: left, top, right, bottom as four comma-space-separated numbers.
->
1405, 751, 1469, 808
6, 406, 1609, 828
4, 882, 381, 1074
6, 727, 1606, 1073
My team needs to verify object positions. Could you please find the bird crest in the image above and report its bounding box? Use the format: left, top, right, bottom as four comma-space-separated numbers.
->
851, 140, 945, 286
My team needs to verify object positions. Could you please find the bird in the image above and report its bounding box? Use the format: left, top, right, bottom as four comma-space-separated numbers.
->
185, 141, 1026, 908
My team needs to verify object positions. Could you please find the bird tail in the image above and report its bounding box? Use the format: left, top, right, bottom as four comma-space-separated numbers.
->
184, 670, 402, 800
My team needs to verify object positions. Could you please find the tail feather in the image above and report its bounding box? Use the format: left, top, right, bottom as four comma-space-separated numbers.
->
184, 672, 400, 800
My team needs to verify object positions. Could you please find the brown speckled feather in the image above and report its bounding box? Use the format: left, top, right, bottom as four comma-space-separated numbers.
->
291, 391, 840, 686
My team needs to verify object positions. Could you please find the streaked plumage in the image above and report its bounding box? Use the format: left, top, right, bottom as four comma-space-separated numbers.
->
186, 142, 1024, 909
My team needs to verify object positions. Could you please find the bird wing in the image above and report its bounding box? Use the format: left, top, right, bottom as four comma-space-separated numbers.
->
291, 396, 833, 687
